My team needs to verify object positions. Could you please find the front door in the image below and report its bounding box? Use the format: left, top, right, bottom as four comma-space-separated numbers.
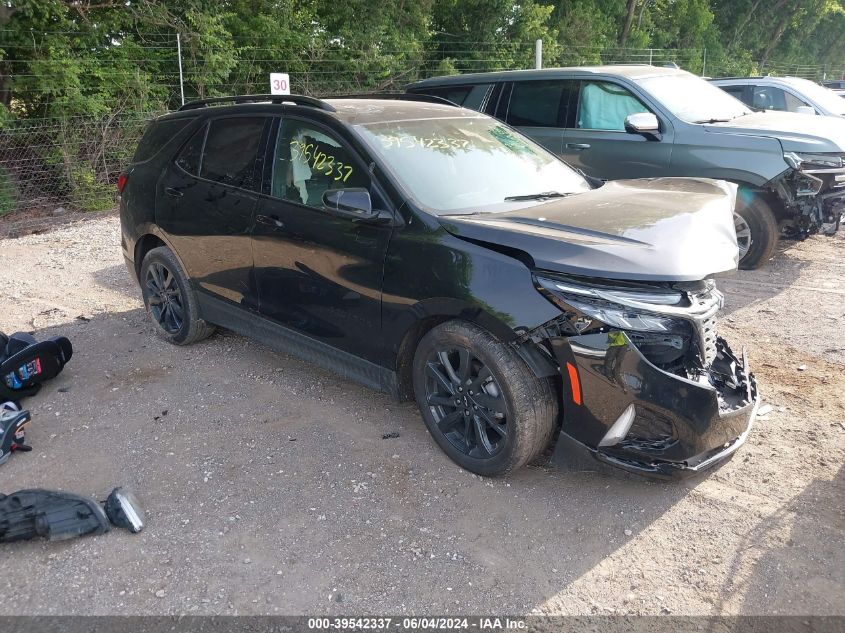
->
561, 80, 673, 180
157, 116, 269, 310
251, 117, 393, 364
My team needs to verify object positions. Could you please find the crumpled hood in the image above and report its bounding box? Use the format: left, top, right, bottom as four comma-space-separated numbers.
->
704, 111, 845, 153
439, 178, 739, 282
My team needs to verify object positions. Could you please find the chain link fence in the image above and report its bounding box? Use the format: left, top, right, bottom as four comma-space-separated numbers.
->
1, 35, 843, 233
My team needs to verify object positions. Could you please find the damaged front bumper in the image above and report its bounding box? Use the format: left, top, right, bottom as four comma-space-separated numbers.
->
549, 331, 759, 479
776, 155, 845, 236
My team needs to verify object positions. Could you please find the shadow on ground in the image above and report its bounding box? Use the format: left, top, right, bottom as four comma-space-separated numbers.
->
0, 307, 699, 615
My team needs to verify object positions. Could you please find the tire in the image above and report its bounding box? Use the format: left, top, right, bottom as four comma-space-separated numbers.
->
412, 321, 558, 476
735, 193, 779, 270
139, 246, 215, 345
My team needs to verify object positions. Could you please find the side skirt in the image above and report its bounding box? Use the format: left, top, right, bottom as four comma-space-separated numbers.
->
196, 291, 399, 398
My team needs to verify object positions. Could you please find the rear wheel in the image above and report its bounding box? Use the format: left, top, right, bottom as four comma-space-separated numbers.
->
412, 321, 557, 476
735, 193, 779, 270
140, 246, 215, 345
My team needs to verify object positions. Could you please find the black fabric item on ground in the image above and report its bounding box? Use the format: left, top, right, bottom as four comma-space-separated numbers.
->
0, 489, 110, 542
0, 331, 73, 402
0, 407, 31, 466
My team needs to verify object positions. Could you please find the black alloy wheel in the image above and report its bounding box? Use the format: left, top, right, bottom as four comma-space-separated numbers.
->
424, 347, 509, 458
145, 261, 184, 334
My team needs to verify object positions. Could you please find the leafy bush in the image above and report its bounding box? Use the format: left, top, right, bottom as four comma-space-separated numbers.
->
70, 167, 115, 212
0, 169, 18, 217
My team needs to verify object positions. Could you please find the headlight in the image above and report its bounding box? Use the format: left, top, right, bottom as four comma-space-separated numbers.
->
536, 276, 686, 333
784, 151, 845, 171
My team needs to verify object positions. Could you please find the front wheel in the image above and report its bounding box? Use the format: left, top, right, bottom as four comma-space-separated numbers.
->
735, 193, 779, 270
412, 321, 558, 476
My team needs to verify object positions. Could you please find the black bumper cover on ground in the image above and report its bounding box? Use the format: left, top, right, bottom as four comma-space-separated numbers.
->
550, 331, 758, 479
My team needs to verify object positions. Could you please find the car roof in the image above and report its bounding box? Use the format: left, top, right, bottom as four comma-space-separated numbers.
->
324, 98, 482, 125
155, 97, 480, 126
711, 76, 817, 86
409, 65, 687, 88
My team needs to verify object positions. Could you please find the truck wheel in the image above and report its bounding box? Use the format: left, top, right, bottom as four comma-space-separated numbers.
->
735, 194, 779, 270
140, 246, 215, 345
412, 321, 557, 476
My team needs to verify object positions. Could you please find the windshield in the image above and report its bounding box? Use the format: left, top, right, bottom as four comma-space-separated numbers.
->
783, 77, 845, 115
355, 116, 590, 214
637, 73, 752, 123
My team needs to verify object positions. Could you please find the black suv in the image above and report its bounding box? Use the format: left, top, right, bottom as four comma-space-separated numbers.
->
120, 94, 759, 478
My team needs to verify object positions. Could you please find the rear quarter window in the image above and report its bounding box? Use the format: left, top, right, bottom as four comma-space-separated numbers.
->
133, 118, 192, 163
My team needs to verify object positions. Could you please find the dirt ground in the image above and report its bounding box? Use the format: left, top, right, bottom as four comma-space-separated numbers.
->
0, 212, 842, 616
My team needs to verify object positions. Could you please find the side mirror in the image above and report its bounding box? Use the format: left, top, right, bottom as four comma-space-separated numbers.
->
795, 105, 817, 115
624, 112, 661, 139
322, 188, 374, 218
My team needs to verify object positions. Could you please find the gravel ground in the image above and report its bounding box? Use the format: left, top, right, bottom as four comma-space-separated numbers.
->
0, 212, 843, 616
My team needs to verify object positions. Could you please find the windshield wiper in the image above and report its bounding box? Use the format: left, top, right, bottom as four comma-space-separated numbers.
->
504, 191, 570, 201
692, 117, 734, 124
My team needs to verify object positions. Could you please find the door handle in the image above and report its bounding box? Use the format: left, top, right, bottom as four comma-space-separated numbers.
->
164, 187, 183, 198
256, 214, 285, 231
566, 143, 591, 150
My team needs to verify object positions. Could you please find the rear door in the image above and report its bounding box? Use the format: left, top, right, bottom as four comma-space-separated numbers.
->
560, 79, 673, 180
498, 79, 576, 156
157, 115, 270, 310
250, 115, 394, 364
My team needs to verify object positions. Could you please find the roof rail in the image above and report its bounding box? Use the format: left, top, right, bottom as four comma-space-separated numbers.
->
178, 94, 336, 112
328, 93, 459, 107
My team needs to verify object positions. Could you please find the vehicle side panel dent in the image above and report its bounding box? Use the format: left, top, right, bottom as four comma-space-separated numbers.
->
381, 225, 561, 371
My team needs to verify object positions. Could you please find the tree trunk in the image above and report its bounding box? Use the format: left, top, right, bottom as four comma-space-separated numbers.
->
618, 0, 637, 47
730, 0, 764, 49
758, 5, 800, 72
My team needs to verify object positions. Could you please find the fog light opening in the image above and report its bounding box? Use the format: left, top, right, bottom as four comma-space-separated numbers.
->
598, 404, 637, 448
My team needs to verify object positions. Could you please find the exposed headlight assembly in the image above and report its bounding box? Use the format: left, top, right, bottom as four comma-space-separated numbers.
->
536, 277, 693, 333
784, 151, 845, 172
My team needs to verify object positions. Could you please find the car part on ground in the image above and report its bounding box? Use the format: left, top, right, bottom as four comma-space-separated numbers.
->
104, 487, 146, 533
0, 331, 73, 401
407, 65, 845, 269
120, 94, 757, 478
0, 488, 145, 543
0, 403, 31, 465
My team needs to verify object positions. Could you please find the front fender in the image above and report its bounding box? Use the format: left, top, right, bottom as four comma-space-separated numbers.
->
381, 226, 561, 366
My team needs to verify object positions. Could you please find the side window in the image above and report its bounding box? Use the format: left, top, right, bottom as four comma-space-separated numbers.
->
782, 91, 809, 112
200, 117, 266, 190
175, 123, 207, 175
421, 85, 473, 106
271, 120, 369, 208
721, 86, 747, 102
134, 118, 191, 163
577, 81, 650, 131
463, 84, 491, 111
506, 80, 569, 127
751, 86, 802, 112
